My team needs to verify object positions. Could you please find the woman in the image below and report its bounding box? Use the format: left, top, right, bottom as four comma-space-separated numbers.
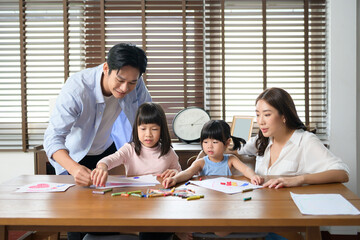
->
241, 87, 349, 188
196, 87, 349, 188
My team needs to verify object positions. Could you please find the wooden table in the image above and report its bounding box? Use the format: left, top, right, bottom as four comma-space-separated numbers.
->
0, 175, 360, 240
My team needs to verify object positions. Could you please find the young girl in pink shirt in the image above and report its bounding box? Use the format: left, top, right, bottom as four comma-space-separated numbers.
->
91, 102, 181, 187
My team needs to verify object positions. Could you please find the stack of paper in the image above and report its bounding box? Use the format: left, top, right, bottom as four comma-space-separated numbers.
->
91, 174, 160, 189
290, 192, 360, 215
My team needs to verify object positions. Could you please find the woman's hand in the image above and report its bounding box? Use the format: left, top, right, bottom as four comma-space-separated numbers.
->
250, 175, 264, 185
159, 169, 178, 178
162, 177, 177, 188
90, 163, 108, 187
263, 175, 304, 189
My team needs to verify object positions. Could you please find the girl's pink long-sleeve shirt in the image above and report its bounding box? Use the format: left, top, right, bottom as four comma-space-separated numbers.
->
97, 142, 181, 176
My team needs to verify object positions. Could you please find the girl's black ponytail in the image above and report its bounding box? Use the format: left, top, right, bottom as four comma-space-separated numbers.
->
230, 136, 246, 151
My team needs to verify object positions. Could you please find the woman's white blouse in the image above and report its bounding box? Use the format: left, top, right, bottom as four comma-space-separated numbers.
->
238, 129, 349, 176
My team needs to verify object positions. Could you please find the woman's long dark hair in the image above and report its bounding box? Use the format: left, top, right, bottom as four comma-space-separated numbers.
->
132, 102, 172, 157
200, 120, 246, 151
255, 88, 307, 156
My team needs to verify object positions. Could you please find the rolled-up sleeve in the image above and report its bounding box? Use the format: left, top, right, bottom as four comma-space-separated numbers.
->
43, 88, 81, 161
301, 134, 350, 175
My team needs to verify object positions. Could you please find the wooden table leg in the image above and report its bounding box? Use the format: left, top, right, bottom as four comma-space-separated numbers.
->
0, 226, 7, 240
305, 226, 321, 240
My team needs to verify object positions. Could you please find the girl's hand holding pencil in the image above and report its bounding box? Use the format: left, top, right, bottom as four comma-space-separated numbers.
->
162, 177, 177, 189
91, 163, 109, 187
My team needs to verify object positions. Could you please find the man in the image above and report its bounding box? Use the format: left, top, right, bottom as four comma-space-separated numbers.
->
44, 43, 151, 186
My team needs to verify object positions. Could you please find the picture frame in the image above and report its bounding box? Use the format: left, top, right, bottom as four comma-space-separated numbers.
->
230, 116, 254, 141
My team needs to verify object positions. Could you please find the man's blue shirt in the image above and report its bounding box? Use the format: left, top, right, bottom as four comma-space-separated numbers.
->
43, 64, 151, 174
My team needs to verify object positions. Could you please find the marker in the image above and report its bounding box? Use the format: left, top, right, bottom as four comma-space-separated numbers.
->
243, 197, 252, 201
92, 188, 113, 194
186, 195, 204, 201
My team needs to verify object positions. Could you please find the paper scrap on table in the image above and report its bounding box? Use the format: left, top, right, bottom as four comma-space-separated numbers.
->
190, 177, 263, 194
16, 182, 75, 193
91, 174, 160, 189
290, 192, 360, 215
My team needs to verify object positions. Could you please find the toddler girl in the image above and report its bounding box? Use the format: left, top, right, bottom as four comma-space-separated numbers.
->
163, 119, 263, 188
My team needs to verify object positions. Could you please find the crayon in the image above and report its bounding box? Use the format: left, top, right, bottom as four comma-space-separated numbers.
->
127, 190, 142, 194
111, 192, 126, 196
185, 181, 190, 186
186, 195, 204, 201
242, 188, 253, 193
131, 193, 143, 198
148, 193, 165, 198
243, 197, 252, 201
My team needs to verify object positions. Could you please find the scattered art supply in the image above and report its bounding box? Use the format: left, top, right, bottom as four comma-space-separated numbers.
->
109, 187, 203, 200
16, 182, 75, 193
190, 177, 263, 194
186, 195, 204, 201
242, 188, 253, 193
243, 197, 252, 201
92, 188, 113, 194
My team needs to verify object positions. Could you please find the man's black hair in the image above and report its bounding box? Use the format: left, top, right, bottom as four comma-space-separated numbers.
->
107, 43, 147, 76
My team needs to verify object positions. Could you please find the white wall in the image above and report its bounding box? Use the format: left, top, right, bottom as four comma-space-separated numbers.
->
328, 0, 359, 235
356, 0, 360, 199
0, 152, 34, 184
328, 0, 358, 196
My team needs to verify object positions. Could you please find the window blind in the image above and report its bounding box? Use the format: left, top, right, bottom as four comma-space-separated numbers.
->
0, 0, 85, 151
82, 0, 205, 141
0, 0, 327, 151
204, 0, 327, 139
0, 0, 22, 150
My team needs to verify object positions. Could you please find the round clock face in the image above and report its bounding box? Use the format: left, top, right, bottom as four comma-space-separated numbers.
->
172, 107, 210, 143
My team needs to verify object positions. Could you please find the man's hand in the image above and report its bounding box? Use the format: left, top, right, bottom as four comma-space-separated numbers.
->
69, 165, 92, 186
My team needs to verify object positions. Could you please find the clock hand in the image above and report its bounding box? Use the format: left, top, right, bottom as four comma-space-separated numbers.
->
192, 116, 206, 125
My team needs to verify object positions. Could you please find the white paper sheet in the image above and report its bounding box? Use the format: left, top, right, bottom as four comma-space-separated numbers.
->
290, 192, 360, 215
16, 182, 75, 193
91, 174, 160, 189
190, 177, 263, 194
